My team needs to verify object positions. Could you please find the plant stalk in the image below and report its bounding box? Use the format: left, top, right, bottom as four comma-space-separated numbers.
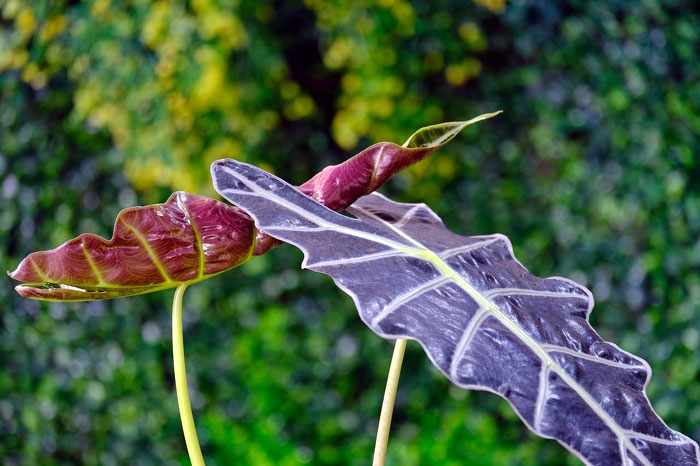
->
172, 284, 206, 466
372, 338, 408, 466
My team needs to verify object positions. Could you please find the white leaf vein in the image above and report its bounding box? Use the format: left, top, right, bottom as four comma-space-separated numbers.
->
308, 250, 402, 268
263, 225, 327, 233
449, 307, 490, 380
394, 204, 424, 228
483, 288, 589, 301
624, 430, 695, 447
534, 365, 550, 432
370, 276, 450, 327
540, 344, 643, 370
438, 237, 500, 259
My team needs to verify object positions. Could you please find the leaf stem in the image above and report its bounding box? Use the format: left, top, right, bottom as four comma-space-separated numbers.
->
372, 338, 408, 466
172, 284, 206, 466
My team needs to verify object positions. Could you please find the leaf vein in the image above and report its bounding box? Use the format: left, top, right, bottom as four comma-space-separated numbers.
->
438, 237, 500, 259
541, 345, 643, 370
308, 250, 401, 268
449, 307, 490, 380
177, 193, 204, 279
370, 276, 450, 327
119, 219, 172, 283
483, 288, 589, 300
81, 238, 106, 285
534, 365, 549, 431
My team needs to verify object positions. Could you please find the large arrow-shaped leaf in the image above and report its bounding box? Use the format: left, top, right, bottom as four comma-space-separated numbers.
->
211, 161, 700, 466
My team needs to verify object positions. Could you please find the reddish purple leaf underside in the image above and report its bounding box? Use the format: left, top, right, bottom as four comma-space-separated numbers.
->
9, 192, 256, 301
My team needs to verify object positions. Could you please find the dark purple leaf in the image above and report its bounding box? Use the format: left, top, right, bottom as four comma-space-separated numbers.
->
212, 161, 700, 466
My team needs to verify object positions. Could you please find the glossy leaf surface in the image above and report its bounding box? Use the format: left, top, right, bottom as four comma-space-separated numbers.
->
213, 161, 700, 466
9, 192, 255, 301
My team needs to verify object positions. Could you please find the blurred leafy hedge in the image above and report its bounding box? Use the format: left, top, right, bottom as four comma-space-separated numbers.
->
0, 0, 503, 196
1, 0, 699, 465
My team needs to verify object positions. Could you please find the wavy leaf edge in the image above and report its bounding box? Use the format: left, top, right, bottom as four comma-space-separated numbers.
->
9, 191, 256, 301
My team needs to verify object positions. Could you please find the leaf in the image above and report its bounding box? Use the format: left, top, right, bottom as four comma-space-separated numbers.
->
295, 112, 502, 212
401, 111, 502, 149
9, 192, 256, 301
212, 161, 700, 466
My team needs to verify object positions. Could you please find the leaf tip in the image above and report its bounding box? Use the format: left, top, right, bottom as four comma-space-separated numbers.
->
8, 258, 30, 282
465, 109, 503, 124
210, 158, 236, 186
210, 158, 235, 172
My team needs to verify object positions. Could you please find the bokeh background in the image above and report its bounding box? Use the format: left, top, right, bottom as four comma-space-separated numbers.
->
2, 0, 699, 464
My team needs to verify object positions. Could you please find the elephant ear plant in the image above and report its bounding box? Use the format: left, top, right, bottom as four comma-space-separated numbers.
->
9, 113, 499, 465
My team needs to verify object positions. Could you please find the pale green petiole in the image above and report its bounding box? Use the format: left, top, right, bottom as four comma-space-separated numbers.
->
172, 284, 206, 466
372, 338, 408, 466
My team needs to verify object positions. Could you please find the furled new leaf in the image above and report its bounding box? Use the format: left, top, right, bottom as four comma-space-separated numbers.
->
296, 112, 501, 212
9, 192, 256, 301
212, 161, 700, 466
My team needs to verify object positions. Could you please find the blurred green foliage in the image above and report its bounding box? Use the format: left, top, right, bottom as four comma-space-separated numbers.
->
1, 0, 699, 464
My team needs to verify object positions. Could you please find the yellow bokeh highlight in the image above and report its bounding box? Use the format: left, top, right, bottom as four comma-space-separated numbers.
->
38, 15, 67, 43
191, 48, 227, 111
21, 63, 48, 89
167, 92, 194, 131
458, 22, 487, 52
198, 12, 248, 50
16, 9, 37, 37
3, 0, 500, 194
284, 96, 315, 120
473, 0, 507, 13
341, 73, 362, 93
203, 138, 243, 166
0, 49, 29, 71
371, 97, 394, 118
445, 59, 482, 86
323, 37, 353, 69
141, 1, 169, 49
91, 0, 111, 17
280, 80, 300, 100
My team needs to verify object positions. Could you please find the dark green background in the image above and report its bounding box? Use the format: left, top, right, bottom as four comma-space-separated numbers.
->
1, 0, 699, 464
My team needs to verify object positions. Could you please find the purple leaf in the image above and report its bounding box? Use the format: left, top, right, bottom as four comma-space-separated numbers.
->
212, 161, 700, 466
